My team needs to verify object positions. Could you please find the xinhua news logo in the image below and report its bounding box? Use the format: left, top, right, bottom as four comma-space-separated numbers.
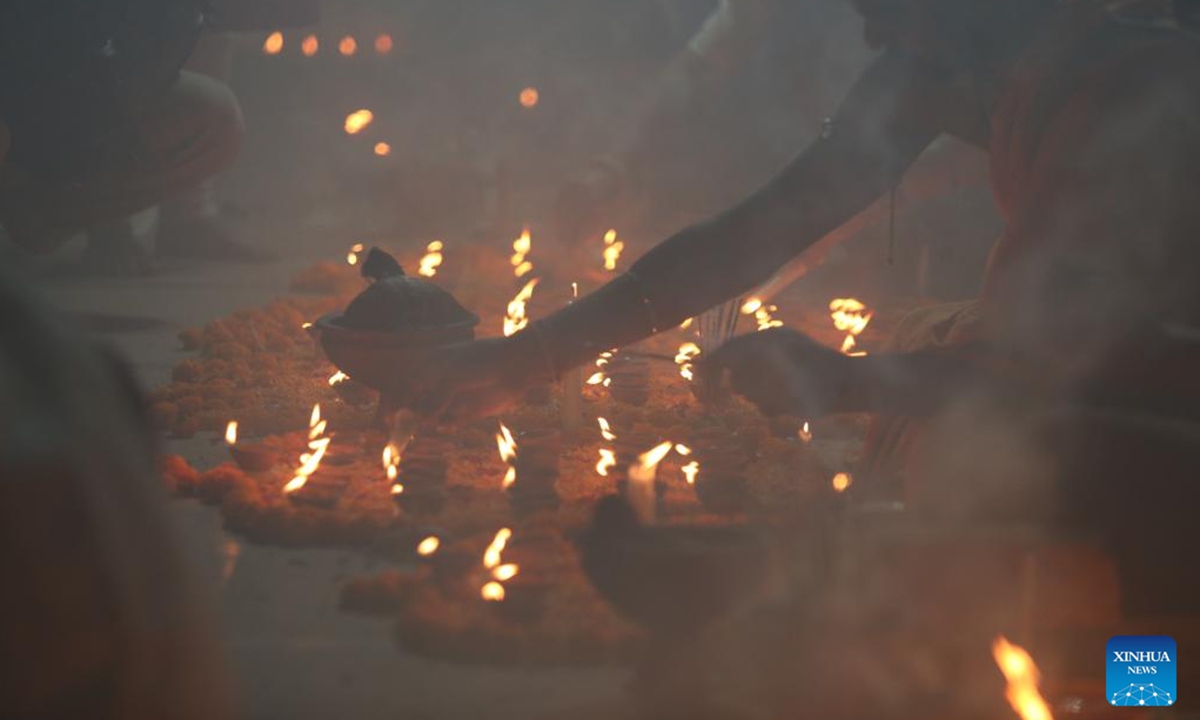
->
1107, 636, 1176, 707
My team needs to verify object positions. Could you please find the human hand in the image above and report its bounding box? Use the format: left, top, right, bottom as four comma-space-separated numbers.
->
390, 335, 549, 423
702, 328, 855, 418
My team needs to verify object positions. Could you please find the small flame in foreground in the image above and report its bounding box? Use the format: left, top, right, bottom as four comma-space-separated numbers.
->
832, 472, 852, 493
519, 87, 539, 108
993, 636, 1054, 720
510, 228, 533, 278
675, 342, 701, 381
344, 109, 374, 135
225, 420, 238, 445
483, 528, 512, 570
830, 298, 872, 357
375, 34, 394, 54
602, 229, 625, 272
301, 34, 319, 57
481, 581, 506, 601
374, 142, 391, 157
263, 31, 284, 55
682, 461, 700, 485
347, 242, 365, 266
338, 35, 357, 56
503, 278, 539, 337
496, 423, 518, 489
417, 536, 440, 557
418, 240, 444, 277
284, 403, 330, 494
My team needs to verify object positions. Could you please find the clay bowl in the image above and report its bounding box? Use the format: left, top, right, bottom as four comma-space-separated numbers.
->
580, 524, 770, 637
312, 312, 478, 394
229, 444, 278, 473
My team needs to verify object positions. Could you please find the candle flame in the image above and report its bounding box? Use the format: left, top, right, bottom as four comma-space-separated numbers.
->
418, 240, 444, 277
483, 528, 512, 569
417, 536, 440, 556
519, 87, 539, 108
832, 472, 852, 493
602, 229, 625, 272
830, 298, 872, 356
328, 371, 348, 387
680, 317, 694, 330
344, 109, 374, 135
481, 581, 506, 601
285, 403, 330, 494
630, 441, 674, 482
510, 228, 533, 279
338, 35, 357, 56
496, 423, 518, 488
596, 448, 617, 477
674, 444, 691, 456
682, 461, 700, 485
263, 31, 284, 55
382, 442, 402, 487
598, 417, 616, 442
675, 342, 701, 381
503, 278, 539, 337
992, 636, 1054, 720
799, 422, 813, 443
225, 420, 238, 445
301, 34, 318, 57
492, 563, 519, 582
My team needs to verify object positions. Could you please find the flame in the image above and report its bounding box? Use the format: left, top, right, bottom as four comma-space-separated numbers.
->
344, 109, 374, 135
496, 423, 518, 488
328, 371, 348, 386
483, 528, 512, 569
417, 536, 440, 556
418, 240, 444, 277
598, 417, 617, 442
503, 278, 539, 337
675, 444, 691, 456
481, 581, 506, 601
301, 34, 318, 57
631, 441, 674, 482
682, 461, 700, 485
741, 298, 763, 315
596, 448, 617, 477
492, 563, 519, 582
799, 422, 813, 443
374, 142, 391, 157
519, 87, 539, 108
347, 242, 365, 265
382, 442, 401, 485
510, 228, 533, 278
285, 403, 330, 494
375, 33, 394, 54
675, 342, 701, 381
301, 321, 313, 330
993, 636, 1054, 720
338, 35, 357, 56
588, 351, 613, 387
830, 298, 872, 357
602, 229, 625, 272
263, 31, 284, 55
832, 472, 852, 493
680, 317, 694, 330
390, 483, 404, 495
225, 420, 238, 445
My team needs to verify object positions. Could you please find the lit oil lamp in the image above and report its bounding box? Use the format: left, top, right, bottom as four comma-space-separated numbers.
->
224, 419, 277, 473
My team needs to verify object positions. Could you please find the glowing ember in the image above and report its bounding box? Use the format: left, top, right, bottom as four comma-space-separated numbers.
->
338, 35, 358, 56
284, 403, 331, 494
301, 34, 318, 57
483, 528, 512, 570
830, 298, 872, 357
374, 142, 391, 157
328, 371, 348, 386
344, 109, 374, 135
675, 342, 701, 381
682, 461, 700, 485
347, 242, 365, 265
492, 563, 519, 582
417, 536, 440, 556
799, 422, 813, 443
629, 441, 674, 523
510, 228, 533, 278
832, 472, 852, 493
481, 582, 506, 601
496, 423, 518, 489
375, 33, 394, 55
263, 31, 284, 55
224, 420, 238, 445
993, 636, 1054, 720
503, 278, 539, 337
602, 229, 625, 272
418, 240, 444, 278
598, 418, 616, 442
518, 87, 540, 108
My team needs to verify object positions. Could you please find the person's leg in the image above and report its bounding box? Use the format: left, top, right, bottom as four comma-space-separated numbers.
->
0, 70, 244, 258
